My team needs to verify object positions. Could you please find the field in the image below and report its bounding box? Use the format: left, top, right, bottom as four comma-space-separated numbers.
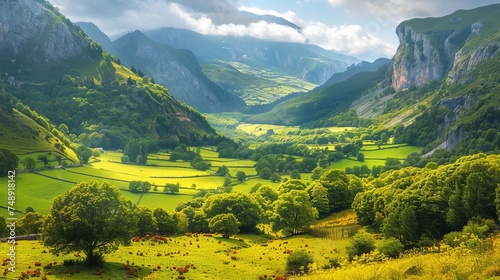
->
3, 221, 355, 280
237, 123, 301, 136
202, 61, 316, 106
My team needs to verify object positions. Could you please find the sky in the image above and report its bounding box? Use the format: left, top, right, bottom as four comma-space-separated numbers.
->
48, 0, 500, 61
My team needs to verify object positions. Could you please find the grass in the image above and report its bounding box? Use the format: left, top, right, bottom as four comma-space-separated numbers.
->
237, 123, 301, 136
7, 232, 352, 280
0, 109, 78, 163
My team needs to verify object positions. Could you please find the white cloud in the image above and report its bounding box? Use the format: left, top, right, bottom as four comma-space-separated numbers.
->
328, 0, 500, 23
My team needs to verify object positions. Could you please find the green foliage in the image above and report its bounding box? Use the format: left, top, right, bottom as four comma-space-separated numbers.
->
208, 213, 240, 238
75, 145, 92, 163
290, 169, 301, 179
216, 165, 229, 176
285, 250, 314, 274
153, 207, 177, 235
18, 212, 46, 235
42, 181, 138, 267
307, 182, 330, 216
203, 192, 262, 232
129, 181, 151, 193
164, 183, 180, 194
346, 234, 376, 261
378, 238, 404, 259
135, 206, 157, 236
271, 190, 318, 236
236, 170, 247, 182
120, 155, 130, 163
22, 157, 36, 169
0, 149, 19, 175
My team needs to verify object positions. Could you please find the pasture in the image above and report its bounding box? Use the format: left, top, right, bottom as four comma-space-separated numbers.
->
237, 123, 300, 136
5, 231, 352, 280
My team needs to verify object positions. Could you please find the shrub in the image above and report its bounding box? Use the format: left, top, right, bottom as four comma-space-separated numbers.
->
121, 155, 130, 163
285, 250, 314, 274
378, 238, 404, 258
346, 234, 375, 261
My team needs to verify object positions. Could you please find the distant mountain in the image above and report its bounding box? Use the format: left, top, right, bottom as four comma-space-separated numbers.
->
0, 0, 219, 150
250, 4, 500, 160
76, 22, 118, 57
112, 30, 245, 113
142, 28, 360, 86
319, 58, 390, 88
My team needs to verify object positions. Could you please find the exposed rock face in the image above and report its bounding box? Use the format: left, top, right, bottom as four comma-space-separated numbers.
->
391, 24, 467, 91
0, 0, 88, 66
391, 5, 500, 91
113, 31, 245, 113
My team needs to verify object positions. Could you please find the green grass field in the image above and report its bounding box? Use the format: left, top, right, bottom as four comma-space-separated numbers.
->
6, 231, 351, 280
237, 123, 301, 136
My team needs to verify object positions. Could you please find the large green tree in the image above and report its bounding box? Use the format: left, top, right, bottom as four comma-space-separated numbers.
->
42, 181, 138, 266
271, 190, 318, 236
203, 193, 262, 232
208, 213, 240, 238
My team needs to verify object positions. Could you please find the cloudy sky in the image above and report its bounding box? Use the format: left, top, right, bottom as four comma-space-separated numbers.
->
48, 0, 499, 60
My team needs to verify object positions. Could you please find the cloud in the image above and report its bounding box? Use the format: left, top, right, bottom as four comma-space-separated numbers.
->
49, 0, 396, 59
239, 6, 396, 58
328, 0, 500, 23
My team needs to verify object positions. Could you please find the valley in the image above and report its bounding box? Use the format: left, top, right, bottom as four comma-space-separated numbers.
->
0, 1, 500, 280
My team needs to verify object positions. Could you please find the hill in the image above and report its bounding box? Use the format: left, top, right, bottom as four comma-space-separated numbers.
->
0, 0, 220, 151
112, 30, 245, 113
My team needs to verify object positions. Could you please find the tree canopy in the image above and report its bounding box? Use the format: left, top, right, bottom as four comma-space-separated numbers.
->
42, 181, 138, 266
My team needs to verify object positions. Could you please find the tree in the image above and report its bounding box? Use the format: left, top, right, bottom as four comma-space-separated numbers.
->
136, 206, 157, 235
236, 171, 246, 182
0, 149, 19, 176
37, 154, 50, 168
75, 145, 92, 163
286, 250, 314, 274
277, 179, 307, 194
357, 153, 365, 162
290, 169, 301, 179
18, 212, 45, 235
380, 132, 389, 144
307, 182, 330, 216
124, 139, 140, 163
203, 193, 262, 232
346, 234, 375, 261
319, 170, 352, 212
223, 173, 232, 187
22, 157, 36, 169
120, 155, 130, 163
92, 149, 101, 158
42, 181, 138, 267
259, 167, 272, 179
215, 165, 229, 176
208, 213, 240, 238
129, 181, 151, 193
153, 208, 177, 235
271, 190, 318, 236
270, 172, 281, 183
164, 183, 180, 194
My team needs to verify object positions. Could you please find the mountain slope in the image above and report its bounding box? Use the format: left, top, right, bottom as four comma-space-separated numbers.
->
112, 30, 245, 113
76, 22, 118, 57
142, 28, 359, 93
390, 4, 500, 91
319, 58, 390, 88
0, 0, 219, 150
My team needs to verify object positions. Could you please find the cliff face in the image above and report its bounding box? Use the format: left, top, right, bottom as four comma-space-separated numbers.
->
0, 0, 88, 66
391, 4, 500, 91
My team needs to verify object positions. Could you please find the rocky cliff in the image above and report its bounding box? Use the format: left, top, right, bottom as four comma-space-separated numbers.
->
390, 4, 500, 91
0, 0, 89, 68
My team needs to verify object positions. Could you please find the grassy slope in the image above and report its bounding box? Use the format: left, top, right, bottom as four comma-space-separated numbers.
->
0, 107, 78, 163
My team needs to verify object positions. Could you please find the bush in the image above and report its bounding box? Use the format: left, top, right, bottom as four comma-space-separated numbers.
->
121, 155, 130, 163
286, 250, 314, 274
346, 234, 375, 261
442, 231, 462, 247
378, 238, 404, 258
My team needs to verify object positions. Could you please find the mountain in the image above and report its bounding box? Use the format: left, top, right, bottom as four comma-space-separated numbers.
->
0, 0, 96, 81
0, 0, 220, 151
319, 58, 390, 88
76, 22, 118, 57
143, 28, 357, 84
248, 4, 500, 160
112, 30, 245, 113
390, 4, 500, 91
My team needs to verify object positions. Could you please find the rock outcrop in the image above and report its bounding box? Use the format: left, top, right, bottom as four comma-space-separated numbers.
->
390, 4, 500, 91
0, 0, 88, 66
